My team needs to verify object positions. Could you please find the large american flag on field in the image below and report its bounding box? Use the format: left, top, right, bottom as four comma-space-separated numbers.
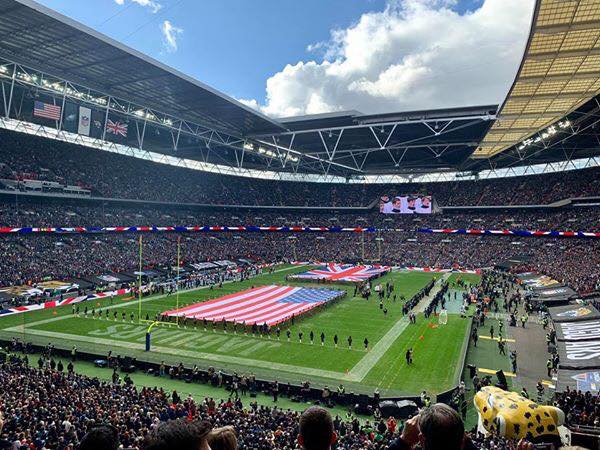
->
106, 119, 128, 137
33, 101, 62, 120
162, 285, 342, 326
289, 264, 390, 283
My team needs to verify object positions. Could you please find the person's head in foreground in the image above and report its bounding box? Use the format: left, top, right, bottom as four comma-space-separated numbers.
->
399, 403, 465, 450
207, 426, 237, 450
142, 419, 212, 450
298, 406, 337, 450
78, 425, 119, 450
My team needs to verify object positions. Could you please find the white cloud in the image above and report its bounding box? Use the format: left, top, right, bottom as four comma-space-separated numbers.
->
242, 0, 535, 118
160, 20, 184, 52
114, 0, 162, 14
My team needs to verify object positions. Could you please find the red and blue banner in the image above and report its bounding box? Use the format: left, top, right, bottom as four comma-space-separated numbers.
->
418, 228, 600, 238
0, 226, 377, 234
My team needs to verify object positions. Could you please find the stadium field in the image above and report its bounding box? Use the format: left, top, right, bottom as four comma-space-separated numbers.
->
0, 264, 477, 395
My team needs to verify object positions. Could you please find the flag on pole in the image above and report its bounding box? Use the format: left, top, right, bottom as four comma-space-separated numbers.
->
78, 106, 91, 136
106, 119, 128, 137
33, 101, 62, 120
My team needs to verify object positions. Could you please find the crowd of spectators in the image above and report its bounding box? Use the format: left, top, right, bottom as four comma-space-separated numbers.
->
1, 202, 600, 232
0, 356, 544, 450
1, 230, 598, 294
0, 128, 599, 207
554, 389, 600, 428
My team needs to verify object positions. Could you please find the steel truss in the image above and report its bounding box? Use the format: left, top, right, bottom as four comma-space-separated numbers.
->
250, 113, 494, 176
0, 57, 355, 179
0, 57, 598, 183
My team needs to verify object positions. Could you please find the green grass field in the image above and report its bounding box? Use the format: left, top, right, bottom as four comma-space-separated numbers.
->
0, 265, 477, 395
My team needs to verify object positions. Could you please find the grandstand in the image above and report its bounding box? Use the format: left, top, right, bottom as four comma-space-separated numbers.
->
0, 0, 600, 449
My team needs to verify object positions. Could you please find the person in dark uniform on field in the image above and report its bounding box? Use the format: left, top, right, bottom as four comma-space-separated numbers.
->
320, 332, 325, 346
498, 338, 506, 355
347, 335, 352, 349
276, 327, 281, 340
286, 329, 291, 342
310, 331, 314, 345
333, 334, 338, 348
406, 348, 413, 365
298, 331, 303, 343
364, 338, 369, 351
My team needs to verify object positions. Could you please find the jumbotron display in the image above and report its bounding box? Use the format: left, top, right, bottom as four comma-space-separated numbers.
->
379, 195, 433, 214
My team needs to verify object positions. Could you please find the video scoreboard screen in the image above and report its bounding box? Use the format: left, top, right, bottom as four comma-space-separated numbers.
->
379, 195, 432, 214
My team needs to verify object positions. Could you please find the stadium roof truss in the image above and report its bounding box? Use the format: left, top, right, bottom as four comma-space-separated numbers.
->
474, 0, 600, 159
0, 57, 361, 179
249, 106, 497, 176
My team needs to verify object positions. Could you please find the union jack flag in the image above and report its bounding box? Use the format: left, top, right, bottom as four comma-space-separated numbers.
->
162, 285, 342, 327
106, 119, 128, 137
289, 264, 390, 283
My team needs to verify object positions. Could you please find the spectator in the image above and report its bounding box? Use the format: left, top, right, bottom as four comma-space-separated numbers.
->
79, 425, 120, 450
207, 426, 237, 450
142, 419, 212, 450
298, 406, 336, 450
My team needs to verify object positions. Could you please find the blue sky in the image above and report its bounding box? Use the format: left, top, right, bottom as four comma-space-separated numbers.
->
35, 0, 533, 117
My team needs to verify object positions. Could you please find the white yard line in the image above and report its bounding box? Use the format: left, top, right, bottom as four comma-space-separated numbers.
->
6, 265, 434, 384
348, 317, 410, 381
6, 326, 354, 381
349, 273, 451, 381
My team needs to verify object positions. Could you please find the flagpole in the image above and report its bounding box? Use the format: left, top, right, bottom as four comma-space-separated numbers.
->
138, 235, 143, 322
176, 236, 181, 327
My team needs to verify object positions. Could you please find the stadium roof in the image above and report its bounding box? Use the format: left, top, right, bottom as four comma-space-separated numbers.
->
474, 0, 600, 159
0, 0, 284, 136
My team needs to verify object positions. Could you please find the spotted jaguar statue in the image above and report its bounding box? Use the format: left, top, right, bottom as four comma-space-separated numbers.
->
474, 386, 564, 443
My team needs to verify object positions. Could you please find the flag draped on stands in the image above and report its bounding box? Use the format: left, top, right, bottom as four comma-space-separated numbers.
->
418, 228, 600, 238
162, 285, 343, 327
106, 119, 128, 137
0, 288, 131, 317
33, 101, 62, 120
78, 106, 91, 136
289, 264, 390, 283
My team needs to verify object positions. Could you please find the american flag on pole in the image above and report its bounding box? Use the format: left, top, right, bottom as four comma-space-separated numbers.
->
162, 285, 343, 326
106, 119, 128, 137
289, 264, 390, 283
33, 101, 62, 120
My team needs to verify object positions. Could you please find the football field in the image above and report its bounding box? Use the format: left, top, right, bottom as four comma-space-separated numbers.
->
0, 265, 475, 395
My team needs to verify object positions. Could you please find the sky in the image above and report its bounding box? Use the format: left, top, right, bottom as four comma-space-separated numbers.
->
35, 0, 536, 118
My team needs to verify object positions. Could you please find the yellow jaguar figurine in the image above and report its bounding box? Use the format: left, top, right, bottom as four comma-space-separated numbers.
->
474, 386, 564, 443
